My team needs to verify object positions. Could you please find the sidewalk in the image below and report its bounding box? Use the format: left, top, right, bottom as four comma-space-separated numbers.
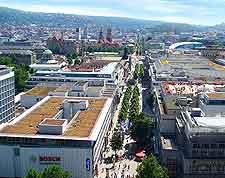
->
96, 87, 140, 178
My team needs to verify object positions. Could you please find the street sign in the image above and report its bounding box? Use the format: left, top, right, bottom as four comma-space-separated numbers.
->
86, 158, 90, 171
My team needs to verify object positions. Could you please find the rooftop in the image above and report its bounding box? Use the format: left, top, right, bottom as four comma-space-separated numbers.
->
161, 137, 177, 150
155, 55, 225, 81
25, 86, 57, 96
169, 42, 203, 50
0, 65, 11, 76
163, 95, 180, 111
162, 82, 225, 96
0, 49, 33, 55
205, 92, 225, 99
41, 118, 66, 126
86, 87, 103, 94
1, 97, 107, 138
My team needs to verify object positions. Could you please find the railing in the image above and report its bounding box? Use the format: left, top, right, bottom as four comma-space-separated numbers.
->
0, 68, 10, 76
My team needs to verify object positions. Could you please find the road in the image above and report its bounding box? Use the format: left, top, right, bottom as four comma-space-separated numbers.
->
141, 55, 154, 117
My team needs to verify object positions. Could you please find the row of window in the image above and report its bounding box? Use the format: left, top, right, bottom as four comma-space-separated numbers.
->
193, 143, 225, 149
192, 149, 225, 158
191, 166, 225, 173
0, 77, 14, 86
0, 95, 14, 106
0, 83, 14, 93
0, 137, 90, 148
0, 112, 15, 124
0, 101, 14, 113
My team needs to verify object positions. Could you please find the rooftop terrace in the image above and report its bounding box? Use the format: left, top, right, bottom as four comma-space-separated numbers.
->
25, 86, 57, 96
1, 97, 107, 138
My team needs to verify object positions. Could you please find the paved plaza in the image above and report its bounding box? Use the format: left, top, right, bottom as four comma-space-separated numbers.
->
96, 89, 140, 178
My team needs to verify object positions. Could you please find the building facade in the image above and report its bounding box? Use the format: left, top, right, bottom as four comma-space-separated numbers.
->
0, 96, 116, 178
0, 66, 15, 124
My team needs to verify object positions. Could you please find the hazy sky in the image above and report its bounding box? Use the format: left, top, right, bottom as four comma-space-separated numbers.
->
0, 0, 225, 25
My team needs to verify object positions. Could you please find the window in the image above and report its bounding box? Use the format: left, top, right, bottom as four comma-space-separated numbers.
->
202, 144, 209, 149
193, 143, 200, 148
219, 144, 225, 149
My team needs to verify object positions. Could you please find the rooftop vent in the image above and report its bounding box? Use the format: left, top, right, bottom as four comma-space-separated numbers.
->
176, 97, 192, 106
63, 99, 88, 120
38, 118, 68, 135
191, 108, 203, 117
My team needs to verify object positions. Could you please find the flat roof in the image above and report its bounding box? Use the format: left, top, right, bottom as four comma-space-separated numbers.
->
86, 87, 102, 94
161, 137, 177, 150
155, 55, 225, 81
162, 82, 225, 96
37, 62, 118, 75
41, 119, 66, 126
195, 116, 225, 128
163, 95, 180, 111
0, 49, 33, 55
1, 96, 107, 138
169, 42, 203, 50
24, 86, 57, 96
205, 92, 225, 99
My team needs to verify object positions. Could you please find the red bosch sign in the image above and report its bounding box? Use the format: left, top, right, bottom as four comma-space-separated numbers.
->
39, 156, 61, 162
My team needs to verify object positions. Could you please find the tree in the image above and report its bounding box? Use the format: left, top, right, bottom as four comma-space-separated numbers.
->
110, 128, 123, 154
24, 165, 71, 178
122, 46, 129, 60
139, 64, 145, 79
0, 56, 16, 65
128, 85, 140, 122
66, 51, 79, 65
13, 65, 29, 93
67, 58, 73, 65
133, 64, 140, 80
0, 56, 30, 93
147, 92, 155, 108
42, 165, 71, 178
119, 86, 132, 121
74, 59, 81, 65
130, 113, 154, 145
24, 168, 41, 178
136, 154, 169, 178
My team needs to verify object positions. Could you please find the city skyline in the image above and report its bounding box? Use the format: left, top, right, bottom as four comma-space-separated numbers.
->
0, 0, 225, 26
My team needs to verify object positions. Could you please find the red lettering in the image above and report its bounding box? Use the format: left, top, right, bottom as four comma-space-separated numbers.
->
39, 156, 60, 162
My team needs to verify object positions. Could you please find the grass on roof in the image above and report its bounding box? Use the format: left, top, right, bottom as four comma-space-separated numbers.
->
25, 87, 57, 96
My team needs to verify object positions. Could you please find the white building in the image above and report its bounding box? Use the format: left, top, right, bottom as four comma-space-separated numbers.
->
199, 92, 225, 116
0, 96, 116, 178
0, 65, 15, 124
27, 62, 125, 88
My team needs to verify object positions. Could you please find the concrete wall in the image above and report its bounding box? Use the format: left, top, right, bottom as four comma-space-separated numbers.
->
69, 90, 101, 97
72, 82, 88, 92
63, 100, 88, 119
199, 101, 225, 116
38, 120, 67, 135
0, 145, 93, 178
48, 91, 68, 97
160, 119, 176, 134
20, 95, 45, 108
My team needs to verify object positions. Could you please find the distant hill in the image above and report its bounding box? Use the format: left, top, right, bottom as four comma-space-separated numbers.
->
211, 23, 225, 31
0, 7, 206, 32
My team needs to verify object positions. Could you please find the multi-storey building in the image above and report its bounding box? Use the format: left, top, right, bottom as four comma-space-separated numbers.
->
177, 107, 225, 178
0, 49, 36, 65
0, 65, 15, 124
0, 96, 116, 178
157, 91, 225, 178
47, 34, 79, 55
27, 62, 125, 88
